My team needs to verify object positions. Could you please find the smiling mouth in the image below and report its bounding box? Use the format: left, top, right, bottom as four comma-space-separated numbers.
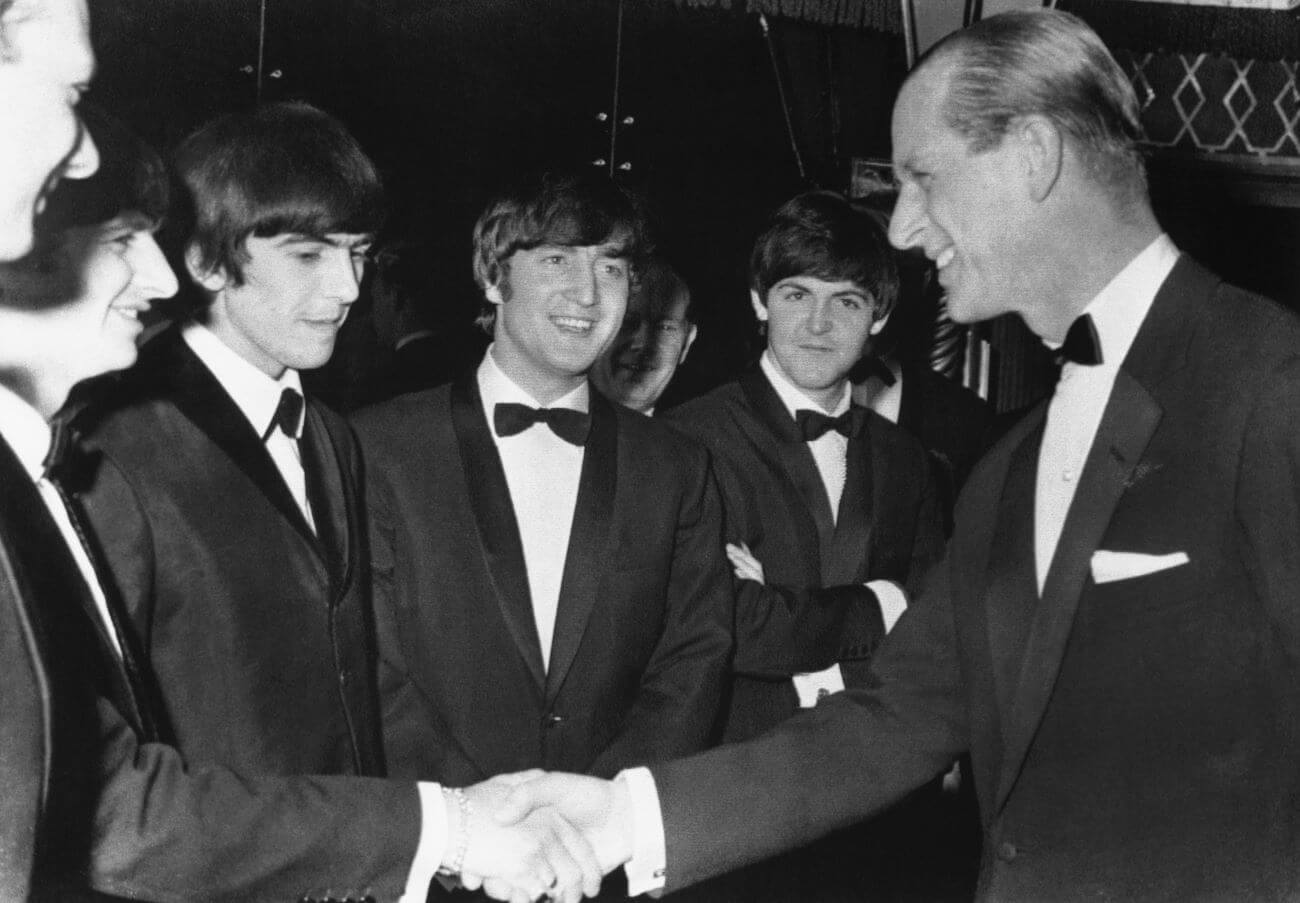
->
110, 303, 150, 321
553, 316, 595, 334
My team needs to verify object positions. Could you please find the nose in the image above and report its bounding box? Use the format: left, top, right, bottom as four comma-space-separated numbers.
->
63, 118, 100, 181
326, 247, 363, 304
129, 233, 179, 300
887, 183, 925, 252
806, 298, 833, 335
569, 263, 600, 308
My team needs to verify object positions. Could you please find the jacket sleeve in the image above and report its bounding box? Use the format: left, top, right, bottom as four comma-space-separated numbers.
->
89, 694, 425, 903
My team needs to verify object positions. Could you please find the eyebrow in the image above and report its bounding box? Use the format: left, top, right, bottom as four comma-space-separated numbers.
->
275, 234, 373, 250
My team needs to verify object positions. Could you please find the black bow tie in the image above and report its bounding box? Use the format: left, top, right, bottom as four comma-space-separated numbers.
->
1054, 314, 1104, 367
494, 402, 591, 446
264, 388, 304, 441
42, 413, 97, 492
795, 407, 865, 442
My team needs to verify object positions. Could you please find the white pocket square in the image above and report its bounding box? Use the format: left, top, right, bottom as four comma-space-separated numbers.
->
1090, 550, 1189, 584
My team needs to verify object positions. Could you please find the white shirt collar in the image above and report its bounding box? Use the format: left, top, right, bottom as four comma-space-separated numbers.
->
1050, 233, 1180, 371
477, 345, 590, 437
760, 350, 850, 420
182, 321, 305, 439
0, 384, 53, 481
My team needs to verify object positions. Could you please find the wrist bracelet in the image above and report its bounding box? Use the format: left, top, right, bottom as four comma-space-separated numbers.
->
438, 787, 473, 877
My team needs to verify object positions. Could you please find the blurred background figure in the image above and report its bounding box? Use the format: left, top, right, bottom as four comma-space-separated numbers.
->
591, 255, 696, 414
366, 238, 488, 401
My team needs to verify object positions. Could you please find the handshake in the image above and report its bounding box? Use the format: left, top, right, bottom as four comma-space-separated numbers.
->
446, 771, 637, 903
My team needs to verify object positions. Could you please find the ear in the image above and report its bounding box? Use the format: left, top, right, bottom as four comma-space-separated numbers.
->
869, 309, 891, 337
679, 324, 699, 365
749, 289, 768, 323
1018, 115, 1063, 204
185, 245, 228, 293
484, 282, 505, 307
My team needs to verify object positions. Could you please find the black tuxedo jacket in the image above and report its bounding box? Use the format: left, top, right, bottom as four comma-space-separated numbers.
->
77, 326, 383, 780
666, 372, 944, 742
0, 435, 423, 902
651, 257, 1300, 901
353, 372, 732, 784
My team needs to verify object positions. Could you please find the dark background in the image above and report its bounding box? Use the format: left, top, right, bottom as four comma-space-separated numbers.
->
86, 0, 1300, 410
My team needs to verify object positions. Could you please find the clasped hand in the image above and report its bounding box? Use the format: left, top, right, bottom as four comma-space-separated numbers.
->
454, 771, 634, 903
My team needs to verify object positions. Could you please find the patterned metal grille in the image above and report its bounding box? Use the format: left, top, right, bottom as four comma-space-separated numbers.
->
1122, 49, 1300, 157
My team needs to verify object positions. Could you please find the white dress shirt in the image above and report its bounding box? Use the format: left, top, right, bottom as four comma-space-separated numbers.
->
478, 347, 587, 669
182, 322, 316, 534
1035, 234, 1178, 593
624, 234, 1183, 896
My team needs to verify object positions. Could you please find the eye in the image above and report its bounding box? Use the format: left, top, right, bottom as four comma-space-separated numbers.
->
781, 289, 806, 302
658, 321, 680, 334
542, 253, 567, 265
601, 260, 627, 278
295, 250, 323, 263
840, 296, 865, 311
101, 230, 136, 253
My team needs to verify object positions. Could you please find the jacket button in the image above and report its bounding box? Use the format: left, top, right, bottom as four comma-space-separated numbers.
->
544, 714, 563, 728
997, 841, 1018, 862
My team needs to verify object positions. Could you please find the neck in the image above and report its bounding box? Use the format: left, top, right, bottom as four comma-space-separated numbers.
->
1023, 205, 1161, 344
0, 368, 67, 420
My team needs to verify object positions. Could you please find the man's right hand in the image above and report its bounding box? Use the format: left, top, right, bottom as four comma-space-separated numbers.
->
493, 773, 636, 877
450, 773, 603, 903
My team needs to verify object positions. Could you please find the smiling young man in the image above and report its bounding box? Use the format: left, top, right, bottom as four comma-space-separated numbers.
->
662, 189, 945, 903
353, 174, 732, 893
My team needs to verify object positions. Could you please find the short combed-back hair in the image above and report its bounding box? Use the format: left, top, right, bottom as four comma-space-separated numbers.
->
921, 9, 1146, 206
38, 105, 169, 236
750, 190, 899, 322
470, 171, 650, 332
174, 101, 384, 286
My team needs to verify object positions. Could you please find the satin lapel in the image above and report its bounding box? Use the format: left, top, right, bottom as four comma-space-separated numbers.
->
545, 391, 617, 701
824, 414, 872, 585
739, 372, 835, 568
451, 374, 546, 691
300, 404, 352, 593
0, 439, 146, 737
994, 369, 1163, 812
984, 418, 1046, 721
156, 333, 320, 553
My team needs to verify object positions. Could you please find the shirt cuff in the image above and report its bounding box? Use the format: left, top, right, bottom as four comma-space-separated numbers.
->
792, 664, 846, 707
400, 782, 447, 903
619, 767, 667, 896
868, 579, 908, 632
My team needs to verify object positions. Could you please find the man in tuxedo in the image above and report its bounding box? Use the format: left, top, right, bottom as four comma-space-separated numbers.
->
590, 254, 696, 415
17, 104, 598, 902
353, 173, 732, 802
663, 190, 946, 902
504, 10, 1300, 901
0, 1, 99, 894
